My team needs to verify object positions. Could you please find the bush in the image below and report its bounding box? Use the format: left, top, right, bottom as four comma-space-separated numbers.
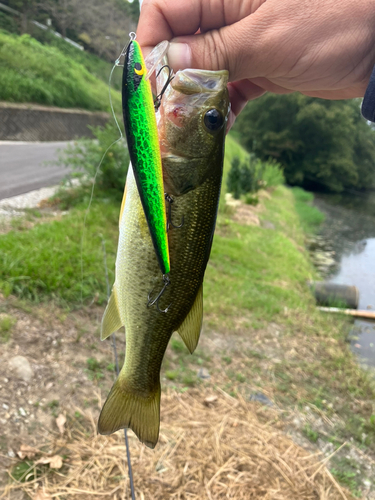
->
227, 156, 284, 199
53, 122, 129, 208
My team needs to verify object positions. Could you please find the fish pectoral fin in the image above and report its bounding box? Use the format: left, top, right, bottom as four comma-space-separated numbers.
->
177, 284, 203, 354
98, 376, 161, 449
101, 289, 123, 341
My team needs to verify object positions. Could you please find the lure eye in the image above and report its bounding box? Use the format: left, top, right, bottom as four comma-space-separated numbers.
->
204, 108, 224, 132
134, 62, 144, 76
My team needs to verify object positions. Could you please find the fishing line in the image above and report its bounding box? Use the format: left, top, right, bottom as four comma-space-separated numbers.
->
79, 37, 136, 499
101, 236, 136, 500
80, 37, 131, 305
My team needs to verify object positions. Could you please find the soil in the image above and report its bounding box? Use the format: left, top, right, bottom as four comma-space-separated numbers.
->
0, 295, 118, 488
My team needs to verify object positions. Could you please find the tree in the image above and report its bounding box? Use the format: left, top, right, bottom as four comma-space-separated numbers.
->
4, 0, 38, 32
233, 94, 375, 192
37, 0, 81, 38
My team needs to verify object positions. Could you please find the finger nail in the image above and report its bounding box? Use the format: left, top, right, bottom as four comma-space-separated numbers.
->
168, 42, 192, 70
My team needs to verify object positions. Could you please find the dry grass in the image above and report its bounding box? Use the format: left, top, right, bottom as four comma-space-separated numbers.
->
3, 390, 354, 500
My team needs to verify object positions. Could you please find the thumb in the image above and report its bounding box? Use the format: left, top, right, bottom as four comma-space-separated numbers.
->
167, 20, 263, 82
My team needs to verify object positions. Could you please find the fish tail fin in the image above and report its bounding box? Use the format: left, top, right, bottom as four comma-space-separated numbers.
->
98, 377, 161, 449
101, 289, 123, 341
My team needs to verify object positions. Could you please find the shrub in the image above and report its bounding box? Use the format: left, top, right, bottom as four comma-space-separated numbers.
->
52, 122, 129, 208
227, 156, 284, 199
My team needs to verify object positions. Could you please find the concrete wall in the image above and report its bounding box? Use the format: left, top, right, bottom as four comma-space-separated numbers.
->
0, 102, 110, 141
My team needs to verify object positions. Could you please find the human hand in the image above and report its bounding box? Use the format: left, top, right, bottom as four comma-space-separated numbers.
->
137, 0, 375, 127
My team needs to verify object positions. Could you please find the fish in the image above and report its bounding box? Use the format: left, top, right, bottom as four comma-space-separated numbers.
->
122, 39, 170, 280
98, 64, 230, 448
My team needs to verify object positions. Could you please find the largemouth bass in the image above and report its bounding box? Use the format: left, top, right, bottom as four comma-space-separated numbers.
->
98, 65, 230, 448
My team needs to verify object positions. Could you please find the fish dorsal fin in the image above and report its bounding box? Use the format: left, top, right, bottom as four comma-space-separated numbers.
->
101, 288, 123, 340
177, 285, 203, 354
119, 181, 128, 228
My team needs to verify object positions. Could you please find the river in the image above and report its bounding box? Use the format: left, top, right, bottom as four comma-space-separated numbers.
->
314, 192, 375, 368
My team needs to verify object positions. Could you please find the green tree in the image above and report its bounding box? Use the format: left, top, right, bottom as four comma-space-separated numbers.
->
234, 94, 375, 192
227, 157, 243, 199
4, 0, 37, 32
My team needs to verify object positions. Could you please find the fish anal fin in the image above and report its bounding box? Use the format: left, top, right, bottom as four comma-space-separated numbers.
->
101, 289, 123, 341
177, 285, 203, 354
98, 377, 161, 449
119, 181, 128, 228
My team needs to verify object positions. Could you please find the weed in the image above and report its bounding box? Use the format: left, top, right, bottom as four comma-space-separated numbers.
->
331, 458, 362, 497
170, 338, 186, 354
166, 370, 179, 381
236, 373, 246, 383
86, 357, 104, 381
182, 372, 197, 387
52, 122, 129, 208
222, 356, 232, 365
303, 424, 319, 443
0, 313, 15, 342
47, 400, 59, 409
11, 460, 39, 482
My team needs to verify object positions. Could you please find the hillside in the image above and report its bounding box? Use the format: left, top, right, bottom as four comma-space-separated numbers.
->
0, 30, 121, 111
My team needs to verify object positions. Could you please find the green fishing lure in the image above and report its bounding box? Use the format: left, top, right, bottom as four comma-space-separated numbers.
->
122, 39, 170, 279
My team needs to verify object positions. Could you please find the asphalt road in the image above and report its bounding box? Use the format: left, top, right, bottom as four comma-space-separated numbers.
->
0, 141, 72, 200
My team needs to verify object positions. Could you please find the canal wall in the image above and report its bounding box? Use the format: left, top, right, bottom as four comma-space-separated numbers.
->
0, 102, 110, 141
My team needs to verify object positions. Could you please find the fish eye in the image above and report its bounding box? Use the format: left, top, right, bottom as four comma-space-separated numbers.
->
134, 62, 144, 76
204, 108, 224, 132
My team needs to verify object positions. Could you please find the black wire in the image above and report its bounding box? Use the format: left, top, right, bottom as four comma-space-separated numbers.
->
101, 237, 135, 500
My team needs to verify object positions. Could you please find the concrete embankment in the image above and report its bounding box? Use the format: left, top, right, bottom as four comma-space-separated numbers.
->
0, 102, 109, 141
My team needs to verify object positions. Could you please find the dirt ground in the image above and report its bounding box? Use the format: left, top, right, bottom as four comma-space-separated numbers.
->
0, 290, 371, 499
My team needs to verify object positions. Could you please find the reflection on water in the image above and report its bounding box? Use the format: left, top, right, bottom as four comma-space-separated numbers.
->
314, 192, 375, 367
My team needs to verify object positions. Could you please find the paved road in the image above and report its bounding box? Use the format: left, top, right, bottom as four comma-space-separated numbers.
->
0, 141, 72, 200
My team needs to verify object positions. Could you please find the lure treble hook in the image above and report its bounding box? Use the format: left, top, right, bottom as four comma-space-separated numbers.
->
154, 65, 174, 111
147, 274, 171, 313
165, 194, 184, 232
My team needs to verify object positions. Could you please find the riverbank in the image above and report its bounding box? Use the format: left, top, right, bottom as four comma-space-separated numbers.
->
1, 137, 375, 498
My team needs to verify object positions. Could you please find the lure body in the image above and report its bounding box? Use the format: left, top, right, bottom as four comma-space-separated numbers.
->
122, 40, 170, 276
99, 65, 230, 448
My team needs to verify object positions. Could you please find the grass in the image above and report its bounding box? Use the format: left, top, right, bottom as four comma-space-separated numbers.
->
35, 30, 123, 91
291, 186, 325, 233
0, 202, 118, 305
0, 313, 16, 342
0, 30, 121, 112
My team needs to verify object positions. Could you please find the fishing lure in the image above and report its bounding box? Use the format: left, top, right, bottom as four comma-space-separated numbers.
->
122, 36, 170, 296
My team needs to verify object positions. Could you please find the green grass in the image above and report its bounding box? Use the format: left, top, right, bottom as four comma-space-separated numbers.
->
35, 30, 123, 91
86, 357, 105, 381
291, 186, 325, 233
0, 313, 16, 342
0, 30, 121, 111
0, 201, 118, 305
206, 184, 316, 321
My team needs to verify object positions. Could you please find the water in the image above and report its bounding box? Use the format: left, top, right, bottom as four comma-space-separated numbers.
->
314, 192, 375, 368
